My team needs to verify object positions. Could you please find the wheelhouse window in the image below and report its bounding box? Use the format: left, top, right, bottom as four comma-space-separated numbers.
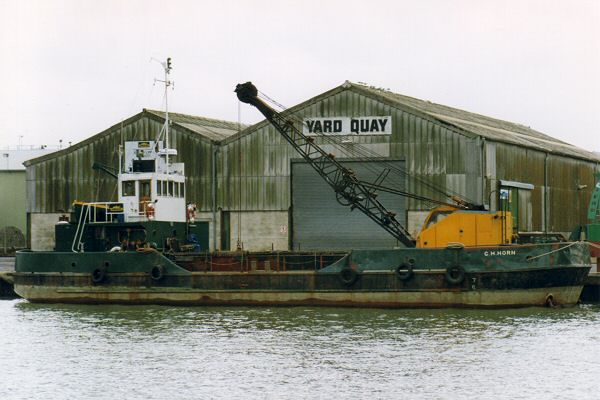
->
122, 181, 136, 197
168, 181, 174, 197
174, 181, 179, 197
180, 183, 185, 198
140, 180, 151, 199
162, 181, 167, 196
157, 180, 162, 196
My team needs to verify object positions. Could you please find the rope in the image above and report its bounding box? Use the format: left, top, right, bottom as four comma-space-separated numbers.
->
207, 260, 243, 267
136, 247, 158, 254
586, 241, 600, 251
526, 241, 582, 261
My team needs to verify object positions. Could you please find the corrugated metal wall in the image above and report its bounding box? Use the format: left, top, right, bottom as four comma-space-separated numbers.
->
218, 89, 478, 213
218, 87, 598, 233
546, 154, 597, 231
26, 114, 215, 214
492, 142, 597, 231
217, 126, 293, 211
26, 88, 599, 239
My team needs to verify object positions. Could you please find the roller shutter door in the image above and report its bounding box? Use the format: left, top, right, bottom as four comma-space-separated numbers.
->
291, 159, 406, 250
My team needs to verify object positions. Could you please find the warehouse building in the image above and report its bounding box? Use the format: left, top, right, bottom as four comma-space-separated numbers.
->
25, 110, 242, 250
25, 82, 600, 251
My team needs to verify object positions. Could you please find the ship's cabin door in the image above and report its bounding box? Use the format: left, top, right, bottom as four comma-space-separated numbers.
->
139, 180, 152, 216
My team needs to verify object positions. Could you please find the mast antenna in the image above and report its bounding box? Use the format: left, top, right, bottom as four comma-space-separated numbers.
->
153, 57, 174, 144
152, 58, 174, 181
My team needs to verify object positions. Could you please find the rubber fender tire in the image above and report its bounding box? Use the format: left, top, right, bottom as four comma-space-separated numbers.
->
91, 267, 107, 285
340, 267, 359, 286
445, 265, 466, 285
395, 263, 414, 281
150, 265, 165, 281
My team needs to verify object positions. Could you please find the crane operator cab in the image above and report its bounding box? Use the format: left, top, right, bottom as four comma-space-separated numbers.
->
416, 205, 514, 248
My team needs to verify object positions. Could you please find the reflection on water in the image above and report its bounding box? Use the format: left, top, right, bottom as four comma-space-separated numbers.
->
2, 300, 600, 399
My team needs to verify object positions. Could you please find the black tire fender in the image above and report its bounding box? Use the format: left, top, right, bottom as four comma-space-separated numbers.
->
395, 263, 414, 281
91, 267, 107, 284
150, 265, 165, 281
445, 265, 466, 285
340, 267, 359, 286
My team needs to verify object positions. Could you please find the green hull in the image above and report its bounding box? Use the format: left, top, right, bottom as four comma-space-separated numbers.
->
13, 242, 592, 308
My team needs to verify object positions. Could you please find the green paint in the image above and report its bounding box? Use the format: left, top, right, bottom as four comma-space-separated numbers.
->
587, 172, 600, 223
0, 170, 26, 235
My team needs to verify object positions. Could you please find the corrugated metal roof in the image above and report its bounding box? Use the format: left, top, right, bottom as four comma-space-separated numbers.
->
25, 109, 243, 166
144, 109, 245, 141
351, 83, 600, 162
227, 81, 599, 162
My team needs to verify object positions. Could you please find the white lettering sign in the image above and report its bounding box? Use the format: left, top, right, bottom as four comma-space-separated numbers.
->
483, 250, 517, 257
303, 116, 392, 136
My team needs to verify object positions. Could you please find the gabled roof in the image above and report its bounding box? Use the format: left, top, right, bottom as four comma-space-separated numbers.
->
351, 83, 599, 161
25, 109, 244, 166
144, 109, 244, 141
226, 81, 599, 162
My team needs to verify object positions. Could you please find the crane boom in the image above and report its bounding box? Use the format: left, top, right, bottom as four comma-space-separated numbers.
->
235, 82, 416, 247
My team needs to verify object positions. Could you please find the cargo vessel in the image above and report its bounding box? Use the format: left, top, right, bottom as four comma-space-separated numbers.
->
12, 69, 592, 308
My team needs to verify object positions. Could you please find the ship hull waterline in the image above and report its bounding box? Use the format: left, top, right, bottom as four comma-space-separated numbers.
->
14, 282, 585, 308
13, 243, 592, 308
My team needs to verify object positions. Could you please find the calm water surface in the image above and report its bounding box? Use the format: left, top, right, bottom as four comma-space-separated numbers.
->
1, 299, 600, 399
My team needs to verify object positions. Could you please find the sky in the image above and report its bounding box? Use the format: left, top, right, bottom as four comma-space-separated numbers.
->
0, 0, 599, 152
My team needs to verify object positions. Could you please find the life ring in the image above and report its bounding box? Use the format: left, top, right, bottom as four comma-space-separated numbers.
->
150, 265, 165, 281
91, 267, 107, 284
445, 265, 466, 285
340, 267, 359, 286
395, 263, 414, 281
186, 203, 197, 223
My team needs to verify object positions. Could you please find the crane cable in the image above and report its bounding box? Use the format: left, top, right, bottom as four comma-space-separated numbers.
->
256, 91, 479, 207
256, 91, 450, 198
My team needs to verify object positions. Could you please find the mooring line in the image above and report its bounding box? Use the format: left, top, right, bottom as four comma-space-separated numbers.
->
526, 241, 582, 261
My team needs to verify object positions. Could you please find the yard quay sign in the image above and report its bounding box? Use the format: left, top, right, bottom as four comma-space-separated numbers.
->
303, 116, 392, 136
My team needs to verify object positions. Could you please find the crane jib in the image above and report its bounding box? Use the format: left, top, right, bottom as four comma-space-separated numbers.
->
235, 82, 416, 247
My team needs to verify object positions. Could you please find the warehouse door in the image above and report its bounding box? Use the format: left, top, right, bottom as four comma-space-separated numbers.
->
291, 159, 406, 250
499, 180, 534, 233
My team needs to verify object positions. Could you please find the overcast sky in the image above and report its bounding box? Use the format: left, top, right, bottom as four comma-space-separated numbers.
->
1, 0, 598, 152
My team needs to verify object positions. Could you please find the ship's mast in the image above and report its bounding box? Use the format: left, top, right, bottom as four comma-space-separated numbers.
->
153, 57, 174, 191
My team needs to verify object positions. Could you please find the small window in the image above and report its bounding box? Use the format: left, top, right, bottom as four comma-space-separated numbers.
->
122, 181, 136, 197
425, 211, 451, 229
174, 182, 179, 197
180, 183, 185, 198
162, 181, 167, 196
140, 181, 151, 198
168, 181, 174, 197
157, 180, 162, 196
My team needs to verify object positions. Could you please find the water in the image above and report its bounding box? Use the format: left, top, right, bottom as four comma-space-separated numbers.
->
1, 300, 599, 400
